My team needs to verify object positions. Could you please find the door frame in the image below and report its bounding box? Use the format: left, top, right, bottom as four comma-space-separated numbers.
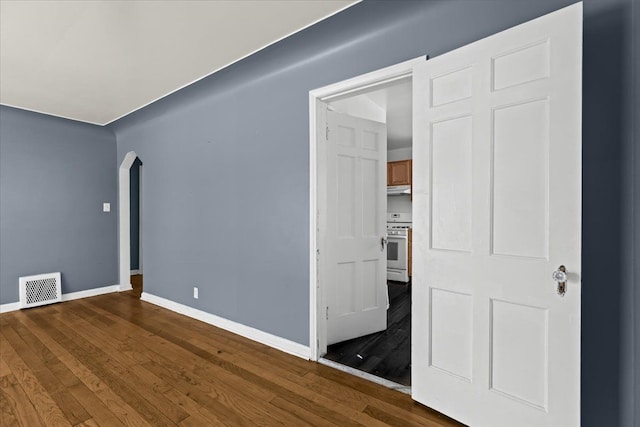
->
308, 56, 424, 360
118, 150, 140, 291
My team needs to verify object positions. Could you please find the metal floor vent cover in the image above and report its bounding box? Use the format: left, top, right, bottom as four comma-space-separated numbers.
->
19, 272, 62, 309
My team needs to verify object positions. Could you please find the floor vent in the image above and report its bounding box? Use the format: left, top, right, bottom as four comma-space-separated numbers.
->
19, 272, 62, 309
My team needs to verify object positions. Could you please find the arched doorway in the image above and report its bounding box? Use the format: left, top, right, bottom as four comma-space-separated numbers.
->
118, 151, 143, 293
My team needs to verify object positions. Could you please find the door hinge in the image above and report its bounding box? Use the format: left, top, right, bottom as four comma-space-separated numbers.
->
326, 306, 329, 320
326, 125, 329, 141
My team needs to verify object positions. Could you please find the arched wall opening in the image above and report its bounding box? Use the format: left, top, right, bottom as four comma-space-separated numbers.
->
118, 151, 142, 291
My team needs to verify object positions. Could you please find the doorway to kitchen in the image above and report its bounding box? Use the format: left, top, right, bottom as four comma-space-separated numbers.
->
309, 58, 420, 391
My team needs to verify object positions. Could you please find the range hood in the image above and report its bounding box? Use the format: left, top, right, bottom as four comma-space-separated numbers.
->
387, 185, 411, 196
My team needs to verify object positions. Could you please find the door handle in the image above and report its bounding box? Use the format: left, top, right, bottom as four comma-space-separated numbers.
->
552, 265, 568, 296
381, 236, 388, 251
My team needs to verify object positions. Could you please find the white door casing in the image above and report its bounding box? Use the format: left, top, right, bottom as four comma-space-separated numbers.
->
412, 3, 582, 427
309, 59, 423, 360
325, 110, 388, 346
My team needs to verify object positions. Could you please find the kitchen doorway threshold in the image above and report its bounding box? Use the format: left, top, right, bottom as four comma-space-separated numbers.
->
318, 358, 411, 395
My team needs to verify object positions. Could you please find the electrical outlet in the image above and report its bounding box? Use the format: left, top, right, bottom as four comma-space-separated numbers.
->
193, 287, 198, 299
103, 203, 110, 212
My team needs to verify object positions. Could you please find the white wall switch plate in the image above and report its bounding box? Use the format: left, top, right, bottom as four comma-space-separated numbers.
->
193, 287, 198, 299
103, 203, 110, 212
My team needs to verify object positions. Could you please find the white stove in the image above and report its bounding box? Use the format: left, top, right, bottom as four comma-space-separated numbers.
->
386, 212, 411, 282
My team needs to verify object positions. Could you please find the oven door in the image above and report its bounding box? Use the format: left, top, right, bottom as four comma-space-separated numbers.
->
387, 235, 408, 270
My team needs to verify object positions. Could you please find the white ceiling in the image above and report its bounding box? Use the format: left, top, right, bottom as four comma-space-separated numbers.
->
0, 0, 357, 126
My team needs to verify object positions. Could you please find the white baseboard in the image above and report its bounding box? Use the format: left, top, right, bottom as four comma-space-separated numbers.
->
118, 284, 133, 291
62, 285, 120, 302
0, 284, 119, 314
0, 302, 21, 314
130, 270, 141, 275
140, 292, 311, 360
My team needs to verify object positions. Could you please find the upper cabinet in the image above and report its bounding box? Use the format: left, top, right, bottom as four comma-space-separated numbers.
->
387, 160, 412, 186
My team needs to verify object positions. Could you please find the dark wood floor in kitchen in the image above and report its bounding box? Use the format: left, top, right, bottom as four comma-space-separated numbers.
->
324, 281, 411, 386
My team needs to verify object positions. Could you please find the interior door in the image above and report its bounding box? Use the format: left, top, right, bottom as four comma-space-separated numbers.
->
325, 110, 388, 346
412, 4, 582, 427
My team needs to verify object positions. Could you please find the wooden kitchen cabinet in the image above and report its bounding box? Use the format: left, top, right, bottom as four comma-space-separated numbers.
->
387, 160, 412, 186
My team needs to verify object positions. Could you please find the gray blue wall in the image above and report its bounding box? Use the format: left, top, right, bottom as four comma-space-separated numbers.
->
582, 0, 637, 425
619, 0, 639, 424
109, 1, 638, 425
0, 106, 118, 302
112, 0, 583, 345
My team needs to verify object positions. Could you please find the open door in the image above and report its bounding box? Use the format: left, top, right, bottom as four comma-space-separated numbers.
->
325, 110, 388, 346
412, 3, 582, 426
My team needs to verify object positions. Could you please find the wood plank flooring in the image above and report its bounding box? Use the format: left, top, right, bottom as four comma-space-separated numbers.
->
130, 274, 143, 298
0, 288, 463, 426
324, 282, 411, 386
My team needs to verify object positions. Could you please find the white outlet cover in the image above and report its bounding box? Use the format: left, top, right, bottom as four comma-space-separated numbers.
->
194, 287, 199, 299
103, 203, 110, 212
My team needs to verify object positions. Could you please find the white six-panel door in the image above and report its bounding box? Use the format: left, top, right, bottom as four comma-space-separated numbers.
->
326, 111, 388, 345
412, 4, 582, 426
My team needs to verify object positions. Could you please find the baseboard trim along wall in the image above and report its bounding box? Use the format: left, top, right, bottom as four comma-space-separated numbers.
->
61, 285, 120, 302
0, 284, 120, 314
0, 302, 20, 313
140, 292, 311, 360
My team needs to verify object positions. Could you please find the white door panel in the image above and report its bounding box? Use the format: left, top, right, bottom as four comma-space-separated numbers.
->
412, 4, 582, 427
326, 111, 388, 346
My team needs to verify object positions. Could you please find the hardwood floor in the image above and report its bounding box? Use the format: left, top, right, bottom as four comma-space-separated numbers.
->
130, 274, 143, 298
0, 289, 464, 426
324, 282, 411, 386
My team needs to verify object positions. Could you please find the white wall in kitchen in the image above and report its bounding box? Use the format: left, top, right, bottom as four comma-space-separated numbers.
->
388, 147, 411, 161
388, 195, 411, 213
330, 95, 386, 123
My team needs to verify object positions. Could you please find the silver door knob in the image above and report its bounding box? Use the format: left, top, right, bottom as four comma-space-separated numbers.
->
552, 265, 567, 296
